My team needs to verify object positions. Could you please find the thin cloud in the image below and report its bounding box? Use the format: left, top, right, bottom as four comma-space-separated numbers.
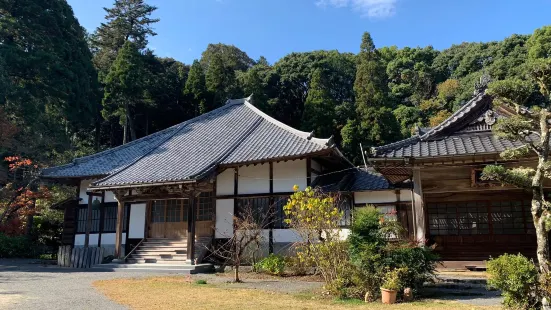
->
316, 0, 398, 18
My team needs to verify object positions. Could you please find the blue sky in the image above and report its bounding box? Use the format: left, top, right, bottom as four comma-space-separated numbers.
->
67, 0, 551, 65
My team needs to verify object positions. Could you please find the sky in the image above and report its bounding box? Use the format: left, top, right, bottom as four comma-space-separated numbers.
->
67, 0, 551, 65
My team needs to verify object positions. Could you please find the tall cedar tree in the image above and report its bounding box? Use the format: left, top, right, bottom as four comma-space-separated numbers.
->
302, 68, 336, 138
205, 54, 229, 111
341, 32, 398, 162
102, 41, 148, 144
184, 60, 208, 116
91, 0, 159, 78
482, 26, 551, 279
0, 0, 100, 159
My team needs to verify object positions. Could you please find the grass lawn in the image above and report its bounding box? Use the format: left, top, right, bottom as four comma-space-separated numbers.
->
93, 276, 499, 310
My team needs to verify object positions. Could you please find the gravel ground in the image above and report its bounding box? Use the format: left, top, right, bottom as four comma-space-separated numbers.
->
0, 259, 186, 310
0, 259, 502, 309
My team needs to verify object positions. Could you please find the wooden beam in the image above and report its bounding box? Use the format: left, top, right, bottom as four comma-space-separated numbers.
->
412, 168, 426, 244
98, 191, 105, 247
84, 194, 93, 248
114, 191, 125, 259
269, 162, 274, 254
187, 194, 196, 263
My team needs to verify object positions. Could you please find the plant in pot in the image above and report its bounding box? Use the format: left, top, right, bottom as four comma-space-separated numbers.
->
381, 268, 405, 304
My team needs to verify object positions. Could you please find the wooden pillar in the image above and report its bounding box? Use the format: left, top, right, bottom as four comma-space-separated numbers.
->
412, 168, 426, 244
269, 161, 274, 254
306, 158, 312, 186
84, 194, 93, 248
187, 194, 196, 263
114, 193, 125, 259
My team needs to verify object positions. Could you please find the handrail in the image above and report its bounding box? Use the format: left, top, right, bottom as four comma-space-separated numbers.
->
124, 238, 145, 261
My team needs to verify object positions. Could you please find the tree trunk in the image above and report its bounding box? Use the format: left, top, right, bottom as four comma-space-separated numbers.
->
534, 109, 551, 273
122, 119, 127, 145
234, 265, 240, 283
126, 106, 137, 142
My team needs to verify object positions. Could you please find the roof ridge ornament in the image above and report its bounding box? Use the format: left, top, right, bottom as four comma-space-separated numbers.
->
474, 72, 492, 95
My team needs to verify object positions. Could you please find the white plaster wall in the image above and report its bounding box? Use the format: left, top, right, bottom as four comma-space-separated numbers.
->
103, 191, 118, 203
128, 203, 146, 238
273, 159, 307, 193
354, 189, 412, 205
216, 169, 235, 196
215, 199, 234, 238
79, 179, 117, 203
100, 233, 127, 245
238, 164, 269, 195
74, 233, 127, 246
74, 233, 99, 246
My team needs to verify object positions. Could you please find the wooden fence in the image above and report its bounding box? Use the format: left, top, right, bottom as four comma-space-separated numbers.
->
57, 246, 104, 268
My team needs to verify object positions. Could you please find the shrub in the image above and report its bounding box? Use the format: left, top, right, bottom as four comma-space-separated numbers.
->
0, 233, 36, 258
195, 279, 207, 285
487, 253, 539, 309
381, 268, 407, 291
255, 254, 286, 276
285, 255, 309, 276
381, 245, 438, 291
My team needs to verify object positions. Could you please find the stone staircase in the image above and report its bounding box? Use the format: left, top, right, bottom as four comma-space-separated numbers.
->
93, 237, 214, 273
126, 237, 212, 265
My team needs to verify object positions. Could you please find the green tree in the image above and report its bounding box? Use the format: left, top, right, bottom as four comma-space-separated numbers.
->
302, 68, 336, 138
0, 0, 100, 159
184, 60, 208, 115
342, 32, 399, 161
205, 54, 231, 111
102, 41, 149, 144
91, 0, 159, 78
482, 27, 551, 280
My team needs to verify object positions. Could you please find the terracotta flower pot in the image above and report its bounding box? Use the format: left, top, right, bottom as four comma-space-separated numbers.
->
381, 288, 397, 304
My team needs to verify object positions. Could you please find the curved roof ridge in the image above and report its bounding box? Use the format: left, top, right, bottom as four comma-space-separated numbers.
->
420, 92, 488, 141
243, 96, 331, 147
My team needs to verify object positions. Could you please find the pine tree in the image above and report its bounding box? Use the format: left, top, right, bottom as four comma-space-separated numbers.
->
91, 0, 159, 78
482, 26, 551, 283
184, 60, 208, 115
102, 41, 148, 144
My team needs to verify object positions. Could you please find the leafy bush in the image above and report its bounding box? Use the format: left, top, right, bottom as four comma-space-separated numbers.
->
255, 254, 286, 276
195, 279, 207, 285
381, 245, 438, 291
285, 255, 309, 276
487, 253, 539, 309
0, 233, 36, 258
381, 268, 407, 291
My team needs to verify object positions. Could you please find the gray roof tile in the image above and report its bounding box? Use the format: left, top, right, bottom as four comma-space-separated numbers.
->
372, 92, 527, 159
43, 97, 334, 188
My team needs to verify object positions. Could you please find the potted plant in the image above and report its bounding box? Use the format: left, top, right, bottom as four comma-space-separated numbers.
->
381, 269, 402, 304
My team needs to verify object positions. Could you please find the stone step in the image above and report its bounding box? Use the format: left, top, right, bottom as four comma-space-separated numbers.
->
127, 258, 192, 264
135, 250, 187, 255
142, 242, 188, 246
94, 263, 215, 274
130, 254, 188, 259
136, 247, 187, 251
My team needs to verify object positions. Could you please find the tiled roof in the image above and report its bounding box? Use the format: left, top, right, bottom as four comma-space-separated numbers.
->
42, 96, 335, 188
372, 92, 523, 159
346, 168, 390, 191
312, 168, 390, 192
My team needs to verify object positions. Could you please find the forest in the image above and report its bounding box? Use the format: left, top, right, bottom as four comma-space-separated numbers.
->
1, 0, 549, 167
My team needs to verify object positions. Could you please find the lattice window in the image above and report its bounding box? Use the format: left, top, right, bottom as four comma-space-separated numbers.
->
273, 195, 290, 229
103, 203, 129, 232
428, 200, 533, 236
151, 200, 166, 223
197, 192, 214, 221
492, 200, 526, 234
166, 200, 181, 222
76, 207, 100, 233
236, 197, 271, 227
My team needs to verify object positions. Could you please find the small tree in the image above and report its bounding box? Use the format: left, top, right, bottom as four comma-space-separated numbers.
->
210, 203, 273, 282
283, 186, 348, 288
